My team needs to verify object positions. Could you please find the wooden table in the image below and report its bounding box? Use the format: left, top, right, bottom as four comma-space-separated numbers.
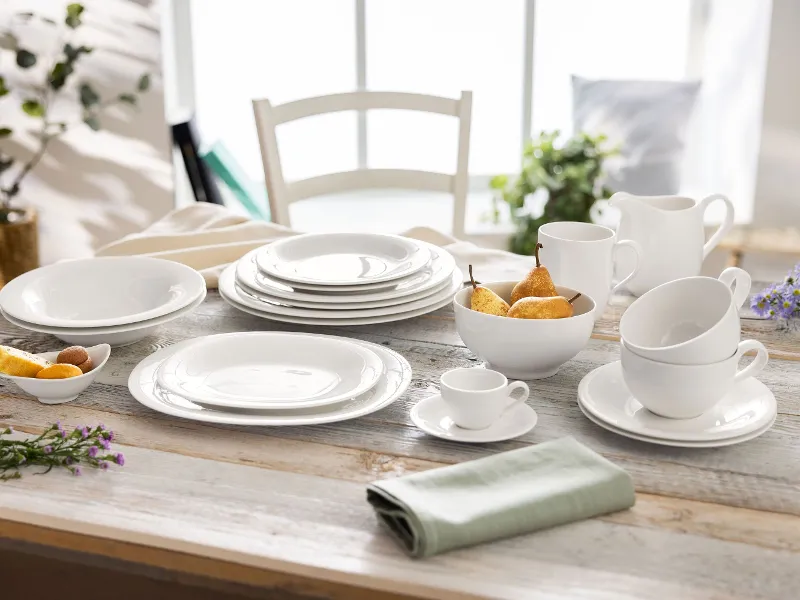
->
1, 291, 799, 599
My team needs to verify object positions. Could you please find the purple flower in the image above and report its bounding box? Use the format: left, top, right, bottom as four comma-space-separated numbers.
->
751, 293, 770, 317
100, 438, 111, 450
64, 456, 74, 466
73, 467, 81, 476
88, 446, 98, 458
99, 461, 109, 470
106, 430, 115, 442
114, 453, 125, 466
60, 429, 67, 439
43, 445, 53, 454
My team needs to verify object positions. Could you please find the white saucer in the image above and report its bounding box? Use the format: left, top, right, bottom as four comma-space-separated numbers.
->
410, 394, 538, 443
578, 362, 777, 443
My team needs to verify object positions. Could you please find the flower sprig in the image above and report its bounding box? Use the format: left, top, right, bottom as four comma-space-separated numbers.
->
0, 422, 124, 481
751, 263, 800, 319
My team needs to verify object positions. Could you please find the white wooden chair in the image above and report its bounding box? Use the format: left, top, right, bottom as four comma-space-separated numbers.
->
252, 91, 473, 239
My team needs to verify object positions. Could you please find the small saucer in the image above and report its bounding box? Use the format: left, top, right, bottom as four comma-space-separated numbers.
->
410, 394, 537, 443
577, 362, 777, 443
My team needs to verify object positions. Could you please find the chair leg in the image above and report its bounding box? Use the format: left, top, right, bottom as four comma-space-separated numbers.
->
726, 249, 744, 269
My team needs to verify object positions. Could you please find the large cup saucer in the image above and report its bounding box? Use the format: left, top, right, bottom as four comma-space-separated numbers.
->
577, 362, 776, 444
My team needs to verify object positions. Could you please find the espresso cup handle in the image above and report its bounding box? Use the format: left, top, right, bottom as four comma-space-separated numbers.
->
718, 267, 752, 309
610, 239, 643, 295
503, 381, 530, 412
733, 339, 769, 383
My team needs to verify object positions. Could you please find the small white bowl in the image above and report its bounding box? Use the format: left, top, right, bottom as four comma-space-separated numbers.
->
453, 282, 595, 379
0, 344, 111, 404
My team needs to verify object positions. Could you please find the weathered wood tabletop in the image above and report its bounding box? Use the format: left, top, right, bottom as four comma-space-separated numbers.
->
1, 290, 798, 599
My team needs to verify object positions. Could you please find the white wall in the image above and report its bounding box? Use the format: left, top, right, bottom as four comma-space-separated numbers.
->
0, 0, 172, 264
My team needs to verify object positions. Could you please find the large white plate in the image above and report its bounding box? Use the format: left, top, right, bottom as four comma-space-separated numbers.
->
256, 233, 429, 286
156, 332, 383, 409
577, 361, 777, 442
577, 396, 775, 448
238, 241, 455, 303
220, 264, 461, 326
0, 257, 206, 328
128, 337, 412, 426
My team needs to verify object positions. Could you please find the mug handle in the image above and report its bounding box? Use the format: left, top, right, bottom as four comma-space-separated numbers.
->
502, 381, 530, 413
718, 266, 752, 309
699, 193, 735, 259
732, 340, 769, 383
610, 239, 643, 295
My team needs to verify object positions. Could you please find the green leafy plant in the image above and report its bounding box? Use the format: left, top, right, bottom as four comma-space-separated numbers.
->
490, 130, 618, 255
0, 3, 150, 219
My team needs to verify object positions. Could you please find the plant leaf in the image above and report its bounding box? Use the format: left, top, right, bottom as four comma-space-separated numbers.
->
48, 62, 74, 91
63, 43, 92, 61
83, 116, 101, 131
137, 73, 150, 92
0, 128, 12, 138
0, 77, 9, 97
117, 93, 137, 105
65, 3, 85, 28
79, 83, 100, 108
21, 99, 45, 118
15, 48, 37, 69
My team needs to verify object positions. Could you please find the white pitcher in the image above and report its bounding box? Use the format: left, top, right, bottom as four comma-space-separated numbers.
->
609, 192, 734, 296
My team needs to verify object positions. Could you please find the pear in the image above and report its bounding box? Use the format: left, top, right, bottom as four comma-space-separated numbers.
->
511, 242, 558, 304
468, 265, 510, 317
508, 293, 582, 320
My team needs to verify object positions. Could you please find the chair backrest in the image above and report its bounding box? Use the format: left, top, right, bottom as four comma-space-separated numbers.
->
252, 91, 472, 238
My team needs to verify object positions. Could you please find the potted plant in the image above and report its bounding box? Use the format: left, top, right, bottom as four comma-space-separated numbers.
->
0, 3, 150, 285
489, 130, 618, 255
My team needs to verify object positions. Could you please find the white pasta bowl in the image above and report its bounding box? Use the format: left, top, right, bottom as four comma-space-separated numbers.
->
453, 282, 595, 379
0, 344, 111, 404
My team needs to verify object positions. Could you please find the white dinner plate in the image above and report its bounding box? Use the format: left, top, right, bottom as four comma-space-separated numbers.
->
577, 396, 776, 448
577, 361, 777, 442
0, 257, 206, 328
238, 241, 456, 303
256, 233, 429, 286
157, 332, 383, 409
129, 337, 412, 426
227, 269, 462, 320
220, 264, 461, 326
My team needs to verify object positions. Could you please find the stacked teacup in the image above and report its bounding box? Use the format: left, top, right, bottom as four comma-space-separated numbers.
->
618, 267, 769, 420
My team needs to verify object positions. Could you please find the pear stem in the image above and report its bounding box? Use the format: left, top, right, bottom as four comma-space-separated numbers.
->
468, 264, 477, 290
534, 243, 543, 267
567, 293, 582, 304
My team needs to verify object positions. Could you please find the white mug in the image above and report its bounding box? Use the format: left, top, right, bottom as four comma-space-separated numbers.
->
439, 368, 529, 430
537, 222, 642, 320
621, 339, 769, 419
619, 267, 751, 365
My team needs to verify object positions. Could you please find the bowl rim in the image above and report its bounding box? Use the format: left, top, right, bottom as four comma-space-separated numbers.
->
0, 343, 111, 384
453, 281, 596, 322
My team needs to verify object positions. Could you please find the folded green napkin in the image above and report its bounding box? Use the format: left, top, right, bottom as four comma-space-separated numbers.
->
367, 437, 635, 557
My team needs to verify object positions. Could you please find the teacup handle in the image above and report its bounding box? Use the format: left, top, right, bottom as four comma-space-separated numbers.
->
700, 193, 735, 259
718, 266, 752, 309
610, 239, 643, 295
503, 381, 530, 412
733, 339, 769, 383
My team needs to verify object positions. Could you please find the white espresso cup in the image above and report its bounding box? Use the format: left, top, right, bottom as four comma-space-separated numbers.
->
619, 267, 751, 365
621, 339, 769, 419
439, 368, 530, 430
538, 222, 642, 320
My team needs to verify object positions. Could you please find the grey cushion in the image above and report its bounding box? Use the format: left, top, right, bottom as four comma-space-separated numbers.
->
571, 76, 701, 195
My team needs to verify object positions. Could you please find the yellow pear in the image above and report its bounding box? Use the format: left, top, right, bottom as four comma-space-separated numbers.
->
508, 293, 582, 320
511, 242, 558, 304
468, 265, 510, 317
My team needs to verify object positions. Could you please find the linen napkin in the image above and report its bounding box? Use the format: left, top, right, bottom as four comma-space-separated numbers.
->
367, 437, 635, 558
95, 204, 535, 288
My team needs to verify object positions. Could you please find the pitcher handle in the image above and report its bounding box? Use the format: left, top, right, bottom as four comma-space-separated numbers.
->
718, 266, 751, 309
699, 193, 735, 259
610, 239, 643, 295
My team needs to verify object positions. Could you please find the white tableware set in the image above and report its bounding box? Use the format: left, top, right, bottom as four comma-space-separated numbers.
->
412, 367, 538, 443
0, 257, 206, 347
579, 267, 776, 448
220, 232, 462, 326
128, 331, 412, 426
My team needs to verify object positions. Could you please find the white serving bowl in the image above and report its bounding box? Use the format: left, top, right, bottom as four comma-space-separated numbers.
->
0, 256, 206, 328
453, 282, 595, 379
0, 344, 111, 404
0, 291, 206, 347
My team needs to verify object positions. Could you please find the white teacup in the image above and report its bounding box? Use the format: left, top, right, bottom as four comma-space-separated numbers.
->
619, 267, 751, 365
621, 339, 769, 419
538, 222, 642, 319
439, 368, 530, 430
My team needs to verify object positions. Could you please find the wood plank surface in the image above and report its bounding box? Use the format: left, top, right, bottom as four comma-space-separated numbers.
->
1, 291, 799, 599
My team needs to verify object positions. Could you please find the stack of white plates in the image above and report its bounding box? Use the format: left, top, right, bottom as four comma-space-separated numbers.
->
0, 257, 206, 347
128, 331, 412, 426
220, 233, 462, 326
